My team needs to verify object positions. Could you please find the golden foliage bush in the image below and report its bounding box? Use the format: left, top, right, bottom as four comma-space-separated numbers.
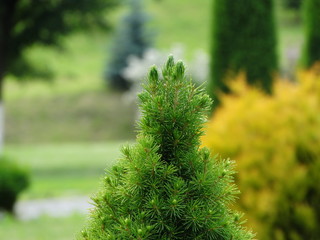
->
202, 68, 320, 240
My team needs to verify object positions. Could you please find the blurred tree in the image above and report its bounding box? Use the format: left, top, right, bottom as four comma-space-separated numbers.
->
105, 0, 152, 91
302, 0, 320, 68
283, 0, 302, 10
0, 0, 118, 152
208, 0, 278, 107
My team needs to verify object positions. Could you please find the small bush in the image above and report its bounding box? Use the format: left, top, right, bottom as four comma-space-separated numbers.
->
0, 156, 30, 213
202, 69, 320, 240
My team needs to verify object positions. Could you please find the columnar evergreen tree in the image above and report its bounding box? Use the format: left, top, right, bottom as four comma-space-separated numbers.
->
105, 0, 152, 91
209, 0, 278, 104
302, 0, 320, 68
80, 56, 253, 239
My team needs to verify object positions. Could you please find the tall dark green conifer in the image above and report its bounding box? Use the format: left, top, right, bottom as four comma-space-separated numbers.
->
302, 0, 320, 68
209, 0, 278, 104
80, 57, 253, 239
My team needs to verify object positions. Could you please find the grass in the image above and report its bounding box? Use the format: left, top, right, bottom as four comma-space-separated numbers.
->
147, 0, 212, 55
4, 141, 126, 199
0, 142, 126, 240
275, 0, 304, 71
1, 142, 125, 239
0, 214, 86, 240
5, 31, 111, 101
6, 90, 137, 144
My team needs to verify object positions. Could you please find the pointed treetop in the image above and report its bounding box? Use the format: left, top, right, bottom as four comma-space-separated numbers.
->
79, 56, 253, 240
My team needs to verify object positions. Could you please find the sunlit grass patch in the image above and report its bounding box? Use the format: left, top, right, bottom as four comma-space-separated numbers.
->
0, 213, 86, 240
4, 141, 127, 199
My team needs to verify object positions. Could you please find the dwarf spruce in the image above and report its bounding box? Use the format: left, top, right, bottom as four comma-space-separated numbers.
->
80, 57, 253, 240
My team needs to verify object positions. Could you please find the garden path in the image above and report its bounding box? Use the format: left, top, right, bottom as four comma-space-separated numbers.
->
15, 196, 92, 220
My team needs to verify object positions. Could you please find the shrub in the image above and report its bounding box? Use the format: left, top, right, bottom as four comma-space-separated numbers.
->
202, 70, 320, 240
0, 156, 30, 213
105, 0, 152, 91
209, 0, 278, 105
80, 57, 253, 239
302, 0, 320, 68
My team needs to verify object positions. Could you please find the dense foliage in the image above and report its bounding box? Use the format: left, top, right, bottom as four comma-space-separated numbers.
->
0, 0, 118, 99
80, 57, 253, 239
0, 156, 29, 212
106, 0, 152, 91
209, 0, 278, 105
202, 69, 320, 240
302, 0, 320, 68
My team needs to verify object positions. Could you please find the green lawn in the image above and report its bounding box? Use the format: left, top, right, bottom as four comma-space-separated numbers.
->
4, 31, 111, 101
0, 214, 86, 240
1, 142, 126, 239
5, 141, 126, 199
0, 141, 129, 239
6, 90, 137, 144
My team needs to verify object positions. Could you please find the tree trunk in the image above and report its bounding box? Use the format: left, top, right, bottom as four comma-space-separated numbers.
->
0, 100, 4, 154
0, 72, 4, 155
0, 46, 5, 154
0, 0, 13, 155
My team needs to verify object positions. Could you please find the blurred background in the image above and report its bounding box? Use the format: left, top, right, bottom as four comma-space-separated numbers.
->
0, 0, 319, 239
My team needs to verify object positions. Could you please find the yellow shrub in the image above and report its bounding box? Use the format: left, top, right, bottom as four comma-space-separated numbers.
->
202, 69, 320, 240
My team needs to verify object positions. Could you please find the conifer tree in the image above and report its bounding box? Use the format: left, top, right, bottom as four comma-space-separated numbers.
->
105, 0, 152, 91
80, 56, 253, 240
302, 0, 320, 68
209, 0, 278, 104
